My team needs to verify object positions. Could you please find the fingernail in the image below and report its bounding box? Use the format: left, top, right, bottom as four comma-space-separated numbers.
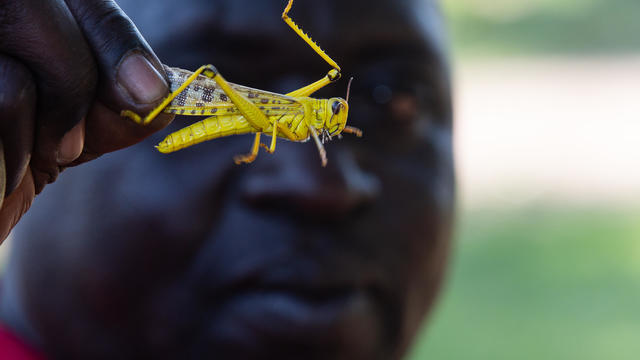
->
57, 119, 85, 164
117, 53, 168, 104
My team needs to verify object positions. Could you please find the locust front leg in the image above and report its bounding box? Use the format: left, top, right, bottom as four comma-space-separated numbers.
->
308, 126, 328, 167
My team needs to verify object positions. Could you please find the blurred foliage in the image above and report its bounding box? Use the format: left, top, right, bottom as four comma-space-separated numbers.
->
443, 0, 640, 56
409, 206, 640, 359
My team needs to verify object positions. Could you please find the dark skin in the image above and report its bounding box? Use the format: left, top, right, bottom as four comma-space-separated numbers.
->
0, 0, 174, 240
0, 0, 454, 359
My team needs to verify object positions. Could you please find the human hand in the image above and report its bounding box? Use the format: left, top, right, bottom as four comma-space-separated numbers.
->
0, 0, 174, 242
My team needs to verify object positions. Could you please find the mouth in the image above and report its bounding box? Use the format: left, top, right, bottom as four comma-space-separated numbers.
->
199, 278, 388, 358
187, 216, 395, 358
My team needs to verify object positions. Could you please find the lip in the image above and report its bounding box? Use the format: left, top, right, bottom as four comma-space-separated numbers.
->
203, 287, 385, 358
188, 215, 394, 356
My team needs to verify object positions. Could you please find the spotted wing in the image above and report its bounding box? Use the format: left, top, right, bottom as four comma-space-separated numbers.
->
164, 66, 303, 117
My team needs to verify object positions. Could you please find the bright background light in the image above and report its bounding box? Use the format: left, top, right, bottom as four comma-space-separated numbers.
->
410, 0, 640, 359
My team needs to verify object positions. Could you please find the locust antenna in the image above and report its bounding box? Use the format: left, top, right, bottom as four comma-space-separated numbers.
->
342, 77, 362, 138
346, 77, 354, 103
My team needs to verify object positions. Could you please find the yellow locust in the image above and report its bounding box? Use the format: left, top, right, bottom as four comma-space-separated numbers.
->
121, 0, 361, 166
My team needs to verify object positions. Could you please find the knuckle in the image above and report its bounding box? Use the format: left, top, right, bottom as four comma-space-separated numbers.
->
30, 163, 59, 194
68, 65, 98, 104
71, 0, 141, 58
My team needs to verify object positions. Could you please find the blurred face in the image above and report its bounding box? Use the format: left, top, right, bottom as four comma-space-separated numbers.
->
2, 0, 454, 359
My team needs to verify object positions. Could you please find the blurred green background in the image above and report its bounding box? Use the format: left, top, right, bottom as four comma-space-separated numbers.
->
409, 0, 640, 359
445, 0, 640, 56
410, 207, 640, 359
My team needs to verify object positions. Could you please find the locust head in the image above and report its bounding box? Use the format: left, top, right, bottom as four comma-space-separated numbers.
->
322, 97, 349, 141
311, 78, 362, 167
320, 78, 361, 143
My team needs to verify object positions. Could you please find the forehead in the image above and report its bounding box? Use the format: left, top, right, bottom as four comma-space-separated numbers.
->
119, 0, 282, 41
119, 0, 451, 137
117, 0, 447, 67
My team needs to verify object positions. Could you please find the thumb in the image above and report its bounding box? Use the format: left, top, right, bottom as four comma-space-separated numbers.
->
64, 0, 174, 163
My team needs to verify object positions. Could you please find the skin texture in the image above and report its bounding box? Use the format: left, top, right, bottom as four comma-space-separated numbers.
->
0, 0, 454, 359
0, 0, 174, 241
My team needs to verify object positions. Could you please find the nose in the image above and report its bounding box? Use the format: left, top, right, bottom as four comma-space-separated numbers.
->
240, 144, 380, 218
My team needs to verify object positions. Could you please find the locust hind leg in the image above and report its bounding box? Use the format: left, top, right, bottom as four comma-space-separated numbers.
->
203, 66, 271, 132
201, 67, 296, 163
282, 0, 342, 98
234, 133, 263, 164
282, 0, 340, 73
202, 65, 298, 153
285, 69, 341, 98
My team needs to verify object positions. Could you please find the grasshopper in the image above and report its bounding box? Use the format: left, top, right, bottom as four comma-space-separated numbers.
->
121, 0, 361, 166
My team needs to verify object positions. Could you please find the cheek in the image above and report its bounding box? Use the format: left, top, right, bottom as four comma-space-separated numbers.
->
367, 143, 454, 266
347, 163, 451, 348
374, 168, 453, 344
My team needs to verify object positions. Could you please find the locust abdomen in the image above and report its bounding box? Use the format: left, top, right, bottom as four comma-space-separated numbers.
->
156, 115, 254, 153
157, 112, 309, 153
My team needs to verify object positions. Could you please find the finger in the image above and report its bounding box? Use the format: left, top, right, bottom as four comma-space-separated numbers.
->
57, 118, 86, 165
64, 0, 169, 110
0, 55, 36, 196
0, 0, 98, 193
0, 141, 5, 210
68, 103, 172, 166
0, 167, 35, 243
63, 0, 173, 163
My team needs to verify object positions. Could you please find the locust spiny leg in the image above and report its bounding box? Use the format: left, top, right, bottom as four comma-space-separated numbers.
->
121, 64, 217, 125
282, 0, 341, 72
282, 0, 342, 98
234, 133, 263, 164
286, 69, 341, 98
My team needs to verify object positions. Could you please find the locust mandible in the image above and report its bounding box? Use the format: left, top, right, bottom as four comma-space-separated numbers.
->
121, 0, 362, 166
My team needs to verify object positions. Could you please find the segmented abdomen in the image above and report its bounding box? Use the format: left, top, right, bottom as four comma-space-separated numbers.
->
156, 112, 309, 153
156, 115, 254, 153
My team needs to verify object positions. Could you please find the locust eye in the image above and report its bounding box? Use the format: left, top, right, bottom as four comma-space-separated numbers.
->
331, 101, 342, 115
